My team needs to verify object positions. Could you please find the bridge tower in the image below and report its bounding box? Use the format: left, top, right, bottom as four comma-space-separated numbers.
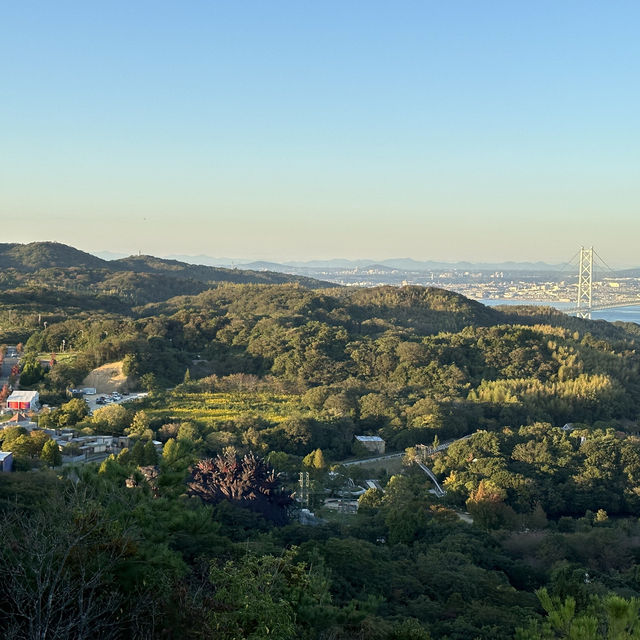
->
576, 246, 593, 319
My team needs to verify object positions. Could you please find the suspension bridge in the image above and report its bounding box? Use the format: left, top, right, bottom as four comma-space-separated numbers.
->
562, 247, 640, 319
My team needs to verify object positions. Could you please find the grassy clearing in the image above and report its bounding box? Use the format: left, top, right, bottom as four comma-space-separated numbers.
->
37, 351, 78, 364
346, 457, 405, 474
144, 391, 308, 427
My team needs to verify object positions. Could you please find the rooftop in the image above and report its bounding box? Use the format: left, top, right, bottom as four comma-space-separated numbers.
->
6, 412, 30, 423
7, 390, 39, 402
355, 435, 384, 442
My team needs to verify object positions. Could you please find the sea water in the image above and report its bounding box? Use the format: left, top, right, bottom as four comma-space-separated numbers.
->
480, 299, 640, 325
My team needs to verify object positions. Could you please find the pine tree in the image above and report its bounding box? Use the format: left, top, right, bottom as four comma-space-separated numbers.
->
40, 440, 62, 467
161, 438, 191, 470
143, 440, 158, 466
117, 447, 132, 466
126, 411, 151, 439
131, 440, 145, 466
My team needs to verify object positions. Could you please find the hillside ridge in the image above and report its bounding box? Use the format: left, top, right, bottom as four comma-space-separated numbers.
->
0, 242, 336, 290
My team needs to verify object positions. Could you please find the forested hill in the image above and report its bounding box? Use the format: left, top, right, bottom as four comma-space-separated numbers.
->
0, 242, 336, 310
0, 241, 107, 270
110, 253, 337, 288
14, 278, 640, 456
0, 242, 334, 287
138, 282, 634, 343
7, 276, 640, 638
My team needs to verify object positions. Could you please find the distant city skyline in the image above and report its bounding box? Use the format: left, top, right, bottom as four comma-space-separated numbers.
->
2, 2, 639, 265
91, 249, 570, 268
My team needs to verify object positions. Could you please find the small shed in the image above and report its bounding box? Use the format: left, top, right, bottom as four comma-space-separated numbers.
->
355, 435, 385, 455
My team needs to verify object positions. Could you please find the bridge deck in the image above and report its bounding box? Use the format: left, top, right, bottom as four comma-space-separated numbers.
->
564, 299, 640, 314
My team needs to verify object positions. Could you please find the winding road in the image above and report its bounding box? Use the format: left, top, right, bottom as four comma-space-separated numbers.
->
341, 432, 478, 496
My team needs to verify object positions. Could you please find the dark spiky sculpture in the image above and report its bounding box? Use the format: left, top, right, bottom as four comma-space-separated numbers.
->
188, 450, 293, 525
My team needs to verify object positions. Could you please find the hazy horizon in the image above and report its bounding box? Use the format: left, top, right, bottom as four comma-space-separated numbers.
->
3, 2, 639, 264
4, 240, 640, 270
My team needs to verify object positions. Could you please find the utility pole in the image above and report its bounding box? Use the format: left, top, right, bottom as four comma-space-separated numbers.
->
577, 246, 593, 319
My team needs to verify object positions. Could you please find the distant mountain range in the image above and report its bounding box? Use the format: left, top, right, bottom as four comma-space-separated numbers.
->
87, 248, 640, 277
133, 254, 568, 273
617, 268, 640, 278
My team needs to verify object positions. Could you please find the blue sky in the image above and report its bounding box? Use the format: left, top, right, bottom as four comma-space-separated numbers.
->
2, 1, 639, 264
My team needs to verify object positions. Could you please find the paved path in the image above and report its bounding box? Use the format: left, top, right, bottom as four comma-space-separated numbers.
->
341, 432, 475, 467
0, 347, 20, 389
342, 452, 405, 467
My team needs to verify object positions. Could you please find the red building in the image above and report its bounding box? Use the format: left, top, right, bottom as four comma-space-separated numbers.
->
6, 390, 39, 411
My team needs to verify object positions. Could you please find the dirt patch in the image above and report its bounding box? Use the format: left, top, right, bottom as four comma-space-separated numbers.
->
82, 361, 131, 394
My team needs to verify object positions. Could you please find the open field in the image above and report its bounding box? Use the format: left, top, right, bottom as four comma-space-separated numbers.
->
344, 455, 405, 474
36, 351, 79, 364
143, 391, 308, 427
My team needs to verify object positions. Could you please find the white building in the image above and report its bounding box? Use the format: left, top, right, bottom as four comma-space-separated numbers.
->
6, 390, 40, 411
355, 435, 386, 455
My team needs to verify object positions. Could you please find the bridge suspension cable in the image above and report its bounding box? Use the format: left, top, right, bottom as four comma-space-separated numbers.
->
564, 247, 640, 317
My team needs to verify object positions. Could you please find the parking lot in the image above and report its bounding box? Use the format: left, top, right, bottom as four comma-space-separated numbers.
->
84, 391, 149, 414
